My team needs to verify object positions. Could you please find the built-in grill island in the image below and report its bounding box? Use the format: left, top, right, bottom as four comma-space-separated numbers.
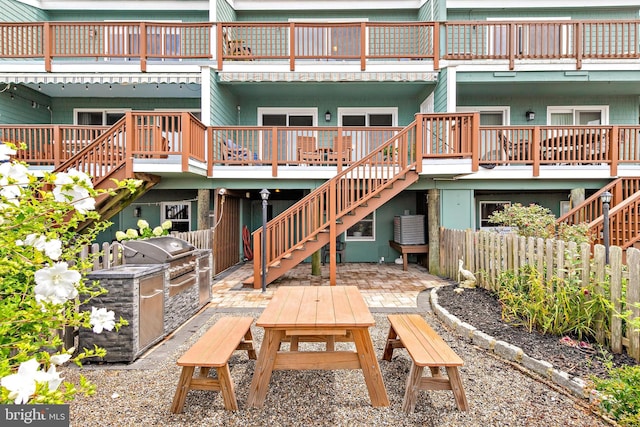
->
79, 236, 212, 363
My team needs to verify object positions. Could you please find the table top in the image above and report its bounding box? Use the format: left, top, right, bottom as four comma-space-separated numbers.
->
257, 286, 374, 329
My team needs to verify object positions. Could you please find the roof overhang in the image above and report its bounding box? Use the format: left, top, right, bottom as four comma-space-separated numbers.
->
0, 73, 201, 85
218, 71, 437, 83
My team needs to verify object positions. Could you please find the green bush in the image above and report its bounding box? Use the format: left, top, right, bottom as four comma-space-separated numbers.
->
497, 263, 611, 340
591, 363, 640, 426
488, 202, 592, 245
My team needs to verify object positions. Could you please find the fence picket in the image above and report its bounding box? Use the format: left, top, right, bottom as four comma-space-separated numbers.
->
440, 228, 640, 361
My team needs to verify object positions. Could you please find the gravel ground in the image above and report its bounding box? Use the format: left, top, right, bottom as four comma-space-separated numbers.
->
64, 306, 611, 427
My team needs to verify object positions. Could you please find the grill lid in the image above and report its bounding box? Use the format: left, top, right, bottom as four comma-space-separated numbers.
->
122, 236, 196, 264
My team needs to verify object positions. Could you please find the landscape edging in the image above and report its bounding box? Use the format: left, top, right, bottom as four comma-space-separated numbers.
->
429, 287, 600, 404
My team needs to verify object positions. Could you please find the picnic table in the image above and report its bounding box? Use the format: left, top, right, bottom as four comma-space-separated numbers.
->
247, 285, 389, 408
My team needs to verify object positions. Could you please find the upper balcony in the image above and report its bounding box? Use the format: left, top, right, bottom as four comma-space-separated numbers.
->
1, 20, 639, 73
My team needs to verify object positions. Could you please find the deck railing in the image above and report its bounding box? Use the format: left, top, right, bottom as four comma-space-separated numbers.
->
3, 20, 640, 72
217, 21, 437, 71
444, 20, 640, 69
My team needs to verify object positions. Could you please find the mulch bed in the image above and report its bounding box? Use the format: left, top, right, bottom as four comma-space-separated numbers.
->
435, 284, 638, 380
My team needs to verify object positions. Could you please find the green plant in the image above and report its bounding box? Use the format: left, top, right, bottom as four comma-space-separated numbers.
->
489, 202, 592, 245
591, 363, 640, 426
0, 142, 135, 404
496, 260, 612, 340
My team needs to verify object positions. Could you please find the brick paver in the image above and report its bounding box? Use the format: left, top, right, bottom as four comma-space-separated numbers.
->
210, 262, 449, 309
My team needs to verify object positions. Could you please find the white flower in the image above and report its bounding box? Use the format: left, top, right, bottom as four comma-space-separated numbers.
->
115, 231, 127, 241
0, 143, 17, 161
1, 358, 39, 404
152, 226, 164, 236
53, 169, 95, 214
49, 353, 71, 366
43, 239, 62, 260
137, 219, 149, 230
161, 220, 172, 230
89, 307, 116, 334
125, 228, 138, 239
0, 162, 30, 201
34, 262, 80, 305
16, 234, 62, 260
41, 365, 63, 392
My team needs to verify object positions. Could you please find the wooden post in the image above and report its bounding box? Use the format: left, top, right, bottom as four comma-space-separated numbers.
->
427, 189, 440, 275
197, 189, 210, 230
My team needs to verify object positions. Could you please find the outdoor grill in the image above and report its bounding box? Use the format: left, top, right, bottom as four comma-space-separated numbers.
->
123, 236, 198, 296
81, 236, 212, 363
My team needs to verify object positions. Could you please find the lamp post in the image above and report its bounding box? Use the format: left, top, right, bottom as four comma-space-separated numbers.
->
260, 189, 270, 292
601, 190, 612, 264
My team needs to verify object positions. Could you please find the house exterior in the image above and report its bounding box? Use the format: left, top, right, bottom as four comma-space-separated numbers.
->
1, 0, 639, 284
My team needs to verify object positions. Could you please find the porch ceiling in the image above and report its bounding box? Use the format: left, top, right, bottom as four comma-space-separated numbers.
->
221, 80, 435, 98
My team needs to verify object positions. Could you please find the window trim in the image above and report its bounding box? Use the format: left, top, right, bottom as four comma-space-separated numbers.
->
73, 108, 130, 126
547, 105, 609, 125
160, 201, 191, 232
337, 107, 397, 127
457, 106, 510, 125
478, 200, 511, 229
257, 107, 318, 126
346, 211, 376, 242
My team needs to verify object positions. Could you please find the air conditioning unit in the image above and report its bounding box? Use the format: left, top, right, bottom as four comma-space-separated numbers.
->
393, 215, 425, 245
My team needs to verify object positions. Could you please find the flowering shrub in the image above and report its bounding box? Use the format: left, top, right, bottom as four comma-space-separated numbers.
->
488, 202, 593, 245
0, 143, 137, 404
115, 219, 172, 241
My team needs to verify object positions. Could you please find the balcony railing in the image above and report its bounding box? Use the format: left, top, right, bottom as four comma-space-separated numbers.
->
444, 20, 640, 69
216, 22, 438, 71
3, 19, 638, 72
6, 113, 640, 179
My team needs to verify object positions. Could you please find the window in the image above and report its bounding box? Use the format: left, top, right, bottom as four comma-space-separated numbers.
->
74, 109, 127, 126
161, 202, 191, 232
346, 211, 375, 241
487, 17, 570, 58
547, 106, 608, 125
258, 107, 317, 161
290, 18, 366, 58
479, 201, 510, 229
338, 107, 397, 160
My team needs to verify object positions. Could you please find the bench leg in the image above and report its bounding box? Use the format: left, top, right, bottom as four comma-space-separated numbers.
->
171, 366, 194, 414
382, 326, 398, 361
402, 363, 424, 414
446, 367, 469, 411
244, 328, 257, 360
216, 364, 239, 411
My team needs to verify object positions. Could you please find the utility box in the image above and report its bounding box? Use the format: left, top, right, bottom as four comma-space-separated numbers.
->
393, 215, 425, 245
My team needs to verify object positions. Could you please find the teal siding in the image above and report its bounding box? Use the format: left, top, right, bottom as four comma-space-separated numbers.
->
448, 8, 638, 21
458, 93, 637, 125
433, 67, 448, 112
418, 0, 446, 22
50, 97, 200, 124
0, 0, 47, 21
440, 189, 474, 230
210, 70, 239, 126
236, 10, 417, 22
216, 0, 236, 22
0, 86, 51, 123
47, 10, 207, 22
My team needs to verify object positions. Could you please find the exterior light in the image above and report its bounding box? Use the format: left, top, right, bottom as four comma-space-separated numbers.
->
259, 189, 270, 292
325, 111, 331, 122
600, 190, 612, 264
525, 110, 535, 121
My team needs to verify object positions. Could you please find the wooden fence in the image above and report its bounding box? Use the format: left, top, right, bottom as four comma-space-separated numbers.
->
440, 227, 640, 361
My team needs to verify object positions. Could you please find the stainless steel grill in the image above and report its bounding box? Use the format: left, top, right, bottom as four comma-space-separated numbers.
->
123, 236, 198, 297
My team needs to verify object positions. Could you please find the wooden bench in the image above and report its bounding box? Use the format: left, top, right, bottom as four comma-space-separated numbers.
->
171, 316, 257, 413
383, 314, 468, 413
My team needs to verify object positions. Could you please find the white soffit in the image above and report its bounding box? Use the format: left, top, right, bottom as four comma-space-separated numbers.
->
0, 73, 201, 84
218, 72, 437, 82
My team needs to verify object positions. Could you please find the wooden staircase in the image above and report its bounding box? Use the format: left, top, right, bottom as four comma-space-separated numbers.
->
53, 116, 160, 231
248, 119, 424, 289
557, 177, 640, 250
